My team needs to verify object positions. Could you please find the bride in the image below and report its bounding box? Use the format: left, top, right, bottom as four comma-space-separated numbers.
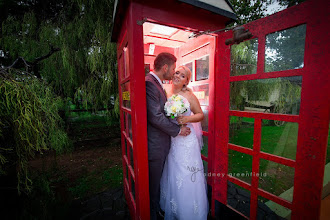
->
160, 66, 209, 220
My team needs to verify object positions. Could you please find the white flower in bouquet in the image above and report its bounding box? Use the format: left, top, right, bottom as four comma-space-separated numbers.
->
164, 94, 190, 119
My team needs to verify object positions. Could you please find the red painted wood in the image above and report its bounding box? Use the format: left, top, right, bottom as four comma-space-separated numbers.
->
250, 119, 262, 219
114, 0, 330, 219
258, 188, 292, 209
127, 3, 150, 220
259, 152, 295, 168
213, 29, 232, 216
291, 0, 330, 219
229, 68, 303, 82
230, 110, 299, 122
228, 175, 251, 191
215, 1, 330, 219
135, 0, 228, 33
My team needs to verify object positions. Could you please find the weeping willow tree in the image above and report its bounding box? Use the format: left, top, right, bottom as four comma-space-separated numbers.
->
0, 0, 118, 192
1, 0, 118, 111
0, 69, 71, 193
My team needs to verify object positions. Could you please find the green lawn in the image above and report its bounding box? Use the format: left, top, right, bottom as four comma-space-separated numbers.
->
226, 120, 330, 199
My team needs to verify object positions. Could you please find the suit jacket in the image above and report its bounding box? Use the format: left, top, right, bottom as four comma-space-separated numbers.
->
145, 73, 180, 161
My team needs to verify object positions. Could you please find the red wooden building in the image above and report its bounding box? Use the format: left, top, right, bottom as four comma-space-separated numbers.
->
111, 0, 330, 219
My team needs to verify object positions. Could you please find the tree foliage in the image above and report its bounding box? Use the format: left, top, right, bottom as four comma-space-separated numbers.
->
0, 0, 118, 192
0, 69, 71, 193
1, 0, 118, 109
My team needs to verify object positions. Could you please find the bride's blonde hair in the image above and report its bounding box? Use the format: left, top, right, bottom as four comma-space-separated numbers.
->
178, 66, 192, 92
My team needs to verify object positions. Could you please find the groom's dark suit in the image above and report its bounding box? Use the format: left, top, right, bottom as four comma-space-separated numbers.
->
145, 73, 180, 220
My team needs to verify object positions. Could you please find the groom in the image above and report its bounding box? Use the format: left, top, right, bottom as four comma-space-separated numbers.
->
145, 52, 191, 220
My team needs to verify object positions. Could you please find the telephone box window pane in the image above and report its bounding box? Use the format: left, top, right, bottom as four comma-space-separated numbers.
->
122, 82, 131, 109
265, 24, 306, 72
230, 38, 258, 76
144, 64, 150, 76
201, 105, 209, 132
323, 124, 330, 198
196, 55, 209, 81
227, 182, 251, 218
259, 159, 295, 202
184, 62, 193, 81
228, 149, 253, 184
124, 138, 128, 156
131, 179, 135, 201
230, 76, 302, 115
191, 84, 209, 106
203, 161, 208, 180
229, 116, 255, 149
123, 46, 129, 77
128, 113, 132, 140
261, 121, 298, 160
257, 195, 291, 219
201, 136, 208, 157
130, 146, 134, 171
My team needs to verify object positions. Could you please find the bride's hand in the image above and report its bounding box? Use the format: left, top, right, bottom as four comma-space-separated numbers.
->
177, 116, 189, 125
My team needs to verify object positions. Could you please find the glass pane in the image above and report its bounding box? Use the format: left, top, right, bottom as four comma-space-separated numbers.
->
323, 124, 330, 200
128, 113, 132, 140
201, 105, 209, 132
201, 136, 208, 157
231, 38, 258, 76
261, 121, 298, 160
124, 138, 128, 156
130, 146, 134, 171
259, 159, 295, 202
229, 116, 254, 149
130, 178, 135, 201
144, 64, 150, 76
227, 182, 250, 218
123, 46, 129, 77
257, 195, 291, 219
196, 55, 209, 81
119, 54, 125, 79
123, 112, 127, 134
122, 81, 131, 109
184, 62, 193, 81
230, 76, 302, 115
126, 165, 129, 182
191, 83, 209, 106
228, 149, 253, 184
203, 160, 208, 179
265, 24, 306, 72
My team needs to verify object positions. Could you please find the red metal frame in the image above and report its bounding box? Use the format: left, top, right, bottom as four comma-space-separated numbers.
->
214, 0, 330, 219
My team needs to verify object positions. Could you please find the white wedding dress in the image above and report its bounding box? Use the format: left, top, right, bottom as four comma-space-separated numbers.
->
160, 97, 209, 220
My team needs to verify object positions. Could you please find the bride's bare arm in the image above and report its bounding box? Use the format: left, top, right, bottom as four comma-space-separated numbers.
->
177, 91, 204, 124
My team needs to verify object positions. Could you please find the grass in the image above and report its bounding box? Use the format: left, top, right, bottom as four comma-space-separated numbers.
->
227, 120, 330, 199
69, 166, 123, 199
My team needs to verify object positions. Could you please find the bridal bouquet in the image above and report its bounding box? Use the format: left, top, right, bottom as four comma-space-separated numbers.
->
164, 94, 190, 119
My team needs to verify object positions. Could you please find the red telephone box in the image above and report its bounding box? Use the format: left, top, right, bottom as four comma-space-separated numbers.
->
111, 0, 330, 219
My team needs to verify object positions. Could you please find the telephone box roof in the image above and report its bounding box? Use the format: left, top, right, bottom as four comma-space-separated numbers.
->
111, 0, 237, 42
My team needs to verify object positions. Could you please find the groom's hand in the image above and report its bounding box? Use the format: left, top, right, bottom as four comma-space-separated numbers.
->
179, 126, 191, 136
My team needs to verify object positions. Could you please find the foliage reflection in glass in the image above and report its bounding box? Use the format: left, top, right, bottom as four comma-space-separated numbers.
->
230, 76, 302, 115
231, 38, 258, 76
265, 24, 306, 72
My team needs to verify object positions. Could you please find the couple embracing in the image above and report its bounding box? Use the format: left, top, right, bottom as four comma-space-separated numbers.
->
146, 52, 208, 220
